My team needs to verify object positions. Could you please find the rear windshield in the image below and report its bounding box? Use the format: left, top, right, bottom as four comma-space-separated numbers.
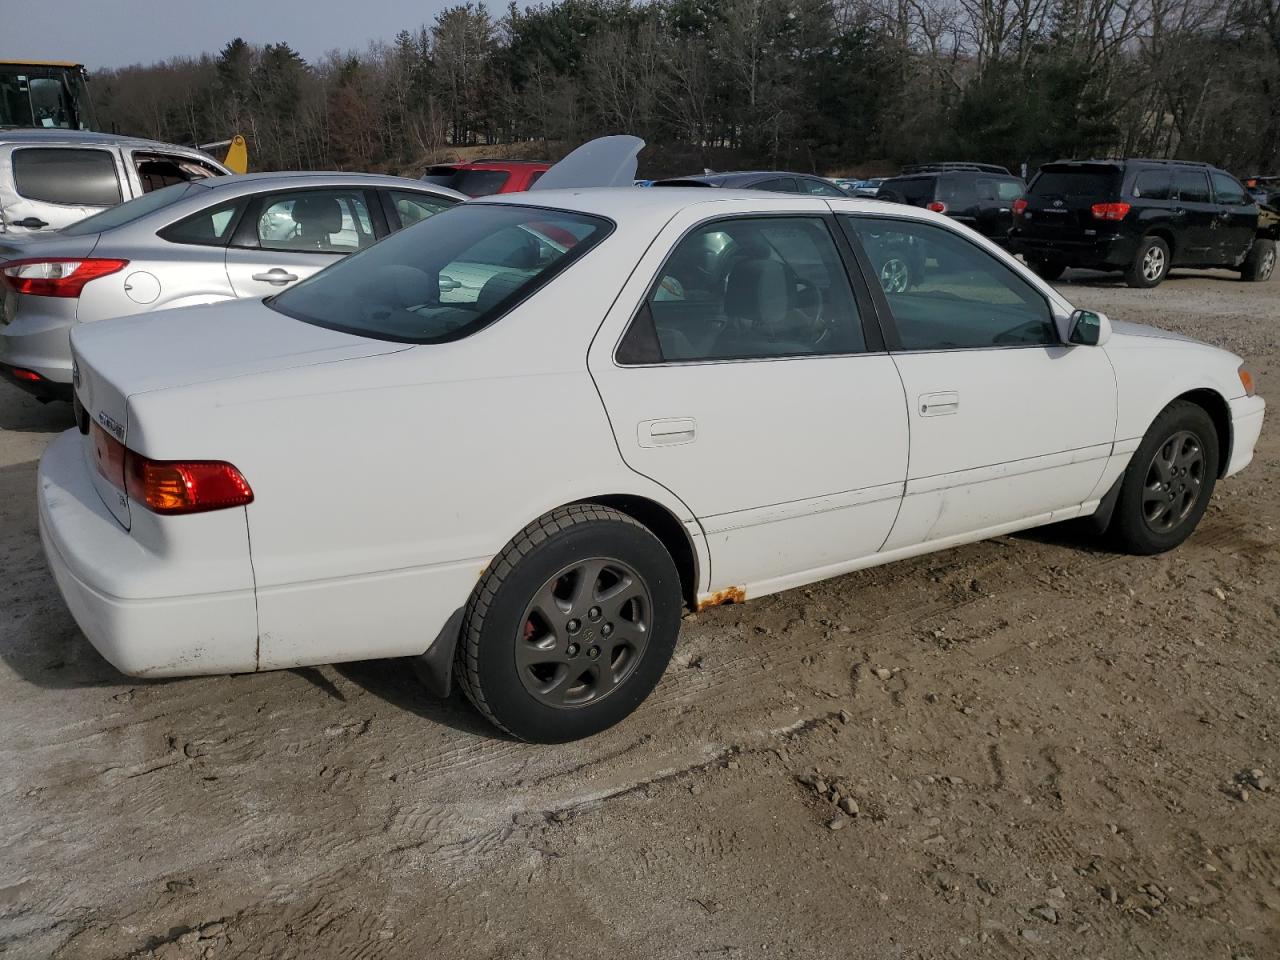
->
879, 177, 934, 203
268, 203, 612, 343
60, 182, 201, 236
1029, 167, 1119, 200
453, 169, 512, 197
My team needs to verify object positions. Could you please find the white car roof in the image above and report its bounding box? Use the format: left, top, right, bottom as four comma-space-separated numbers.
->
0, 128, 217, 154
474, 186, 938, 225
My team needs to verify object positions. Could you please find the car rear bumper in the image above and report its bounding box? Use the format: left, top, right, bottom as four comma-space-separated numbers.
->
37, 429, 260, 677
1010, 231, 1135, 268
0, 307, 75, 396
0, 361, 72, 401
1226, 394, 1265, 477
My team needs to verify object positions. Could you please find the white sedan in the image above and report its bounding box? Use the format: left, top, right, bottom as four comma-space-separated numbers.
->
39, 188, 1265, 742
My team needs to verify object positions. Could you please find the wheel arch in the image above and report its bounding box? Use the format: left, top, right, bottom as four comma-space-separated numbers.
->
572, 494, 700, 611
1146, 227, 1176, 258
1174, 388, 1232, 477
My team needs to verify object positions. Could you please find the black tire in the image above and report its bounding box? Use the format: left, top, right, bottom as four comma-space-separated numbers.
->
1124, 235, 1170, 288
1109, 401, 1219, 555
454, 504, 682, 743
1239, 238, 1276, 282
1029, 258, 1066, 282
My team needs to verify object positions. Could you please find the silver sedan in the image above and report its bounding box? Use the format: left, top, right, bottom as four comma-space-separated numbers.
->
0, 171, 464, 401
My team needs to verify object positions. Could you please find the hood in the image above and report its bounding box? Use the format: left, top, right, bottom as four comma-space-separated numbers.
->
71, 298, 409, 436
1108, 319, 1201, 345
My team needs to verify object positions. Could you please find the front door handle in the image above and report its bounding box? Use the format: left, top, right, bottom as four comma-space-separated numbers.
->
252, 268, 300, 285
8, 216, 48, 229
919, 391, 960, 417
638, 417, 696, 447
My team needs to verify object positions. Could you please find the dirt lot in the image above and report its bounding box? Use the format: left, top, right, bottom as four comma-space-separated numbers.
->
1, 270, 1277, 960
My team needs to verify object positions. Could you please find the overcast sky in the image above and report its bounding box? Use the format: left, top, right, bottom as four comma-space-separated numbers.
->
1, 0, 465, 68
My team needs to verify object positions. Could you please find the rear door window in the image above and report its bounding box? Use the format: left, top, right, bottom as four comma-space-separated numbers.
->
12, 147, 122, 206
1133, 171, 1172, 200
1173, 171, 1211, 203
620, 216, 865, 363
249, 189, 376, 253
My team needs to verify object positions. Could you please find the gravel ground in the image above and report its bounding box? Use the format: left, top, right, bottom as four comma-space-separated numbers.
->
1, 269, 1277, 960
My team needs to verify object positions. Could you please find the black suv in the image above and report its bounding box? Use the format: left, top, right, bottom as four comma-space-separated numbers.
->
873, 163, 1027, 245
1010, 159, 1277, 287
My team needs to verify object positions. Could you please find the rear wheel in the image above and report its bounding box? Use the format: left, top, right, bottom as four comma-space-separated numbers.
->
1240, 238, 1276, 282
1108, 401, 1218, 555
1029, 258, 1066, 282
1125, 236, 1170, 288
454, 505, 682, 742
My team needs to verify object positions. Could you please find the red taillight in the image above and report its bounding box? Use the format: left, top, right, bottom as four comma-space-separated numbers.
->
926, 201, 947, 213
126, 456, 254, 515
1090, 202, 1131, 222
1012, 198, 1028, 216
89, 420, 252, 515
0, 258, 128, 298
12, 367, 43, 382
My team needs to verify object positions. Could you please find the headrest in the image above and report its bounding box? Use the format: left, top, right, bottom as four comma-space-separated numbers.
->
292, 196, 343, 235
724, 258, 788, 326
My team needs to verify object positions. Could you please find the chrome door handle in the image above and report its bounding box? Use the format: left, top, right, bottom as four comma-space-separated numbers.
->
638, 417, 696, 447
439, 275, 461, 291
919, 391, 960, 417
252, 268, 299, 285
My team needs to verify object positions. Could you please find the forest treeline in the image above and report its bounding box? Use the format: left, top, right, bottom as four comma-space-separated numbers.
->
91, 0, 1280, 178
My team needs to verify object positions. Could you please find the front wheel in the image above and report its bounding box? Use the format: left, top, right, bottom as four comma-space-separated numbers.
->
1108, 401, 1218, 555
1240, 238, 1276, 282
1125, 235, 1170, 288
454, 505, 682, 742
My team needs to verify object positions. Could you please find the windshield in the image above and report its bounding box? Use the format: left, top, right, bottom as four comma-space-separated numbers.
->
269, 203, 613, 343
0, 64, 93, 129
60, 182, 201, 236
1030, 167, 1119, 200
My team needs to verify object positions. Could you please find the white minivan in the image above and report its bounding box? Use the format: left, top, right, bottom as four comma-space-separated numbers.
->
0, 129, 228, 244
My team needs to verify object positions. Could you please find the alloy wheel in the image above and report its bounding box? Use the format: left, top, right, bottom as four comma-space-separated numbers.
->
515, 558, 652, 708
1142, 430, 1205, 533
1142, 245, 1166, 282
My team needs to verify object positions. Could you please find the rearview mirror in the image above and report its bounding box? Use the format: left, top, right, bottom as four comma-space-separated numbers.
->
1068, 308, 1111, 347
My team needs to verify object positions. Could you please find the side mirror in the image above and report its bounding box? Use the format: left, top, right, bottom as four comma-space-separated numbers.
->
1068, 308, 1111, 347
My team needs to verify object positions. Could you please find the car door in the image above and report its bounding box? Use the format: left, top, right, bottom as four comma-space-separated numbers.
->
1210, 171, 1258, 265
588, 200, 910, 596
972, 176, 1023, 243
224, 187, 382, 297
1171, 170, 1217, 262
840, 214, 1117, 549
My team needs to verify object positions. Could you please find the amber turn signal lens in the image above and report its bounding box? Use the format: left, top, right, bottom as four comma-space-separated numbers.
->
125, 456, 254, 514
1239, 366, 1255, 397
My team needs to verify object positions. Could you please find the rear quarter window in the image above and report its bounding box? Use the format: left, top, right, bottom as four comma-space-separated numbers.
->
1132, 171, 1172, 201
12, 147, 122, 206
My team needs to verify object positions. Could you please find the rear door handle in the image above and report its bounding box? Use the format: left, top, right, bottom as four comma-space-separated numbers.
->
8, 216, 48, 229
252, 268, 299, 285
638, 417, 696, 447
919, 391, 960, 417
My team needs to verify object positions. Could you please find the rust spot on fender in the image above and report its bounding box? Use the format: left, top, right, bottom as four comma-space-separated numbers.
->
697, 586, 746, 611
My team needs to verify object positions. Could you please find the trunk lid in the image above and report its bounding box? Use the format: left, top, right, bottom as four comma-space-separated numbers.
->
71, 298, 408, 529
1020, 164, 1121, 239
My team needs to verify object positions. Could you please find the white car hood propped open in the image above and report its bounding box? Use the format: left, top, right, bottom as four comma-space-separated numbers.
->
530, 135, 645, 191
